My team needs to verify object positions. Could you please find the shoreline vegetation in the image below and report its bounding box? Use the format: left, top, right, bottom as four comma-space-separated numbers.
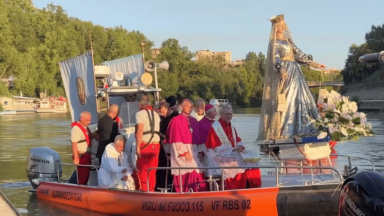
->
5, 0, 381, 108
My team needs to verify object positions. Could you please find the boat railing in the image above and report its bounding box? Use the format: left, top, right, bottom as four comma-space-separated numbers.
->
57, 163, 99, 185
330, 154, 376, 174
146, 166, 343, 193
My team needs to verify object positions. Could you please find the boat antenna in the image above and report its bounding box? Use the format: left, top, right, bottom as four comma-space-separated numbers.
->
140, 40, 146, 71
89, 31, 100, 117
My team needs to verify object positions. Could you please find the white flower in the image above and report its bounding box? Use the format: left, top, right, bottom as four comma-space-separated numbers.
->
342, 96, 349, 103
317, 131, 328, 139
348, 102, 358, 112
341, 104, 349, 114
333, 108, 341, 114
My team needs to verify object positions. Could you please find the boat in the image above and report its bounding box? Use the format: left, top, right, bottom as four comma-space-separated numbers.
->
26, 51, 384, 216
209, 99, 231, 111
0, 110, 16, 115
36, 96, 67, 113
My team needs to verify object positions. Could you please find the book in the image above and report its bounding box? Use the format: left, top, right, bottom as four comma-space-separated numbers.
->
240, 150, 262, 162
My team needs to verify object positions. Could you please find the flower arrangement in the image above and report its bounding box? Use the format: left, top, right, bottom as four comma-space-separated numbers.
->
307, 90, 373, 141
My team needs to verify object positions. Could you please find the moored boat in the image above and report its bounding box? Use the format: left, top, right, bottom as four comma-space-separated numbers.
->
0, 110, 17, 115
209, 99, 231, 111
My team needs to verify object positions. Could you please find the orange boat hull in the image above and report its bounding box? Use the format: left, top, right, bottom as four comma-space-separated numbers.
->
36, 182, 340, 216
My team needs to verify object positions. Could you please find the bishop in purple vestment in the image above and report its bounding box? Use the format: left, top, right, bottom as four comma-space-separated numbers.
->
165, 99, 207, 192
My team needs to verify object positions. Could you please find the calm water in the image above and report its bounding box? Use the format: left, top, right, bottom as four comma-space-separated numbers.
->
1, 109, 384, 215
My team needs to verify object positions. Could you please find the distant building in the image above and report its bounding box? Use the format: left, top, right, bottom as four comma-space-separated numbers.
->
0, 96, 38, 111
231, 60, 244, 67
151, 48, 161, 58
195, 50, 232, 63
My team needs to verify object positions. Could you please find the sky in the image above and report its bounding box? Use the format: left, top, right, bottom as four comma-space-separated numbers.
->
33, 0, 383, 69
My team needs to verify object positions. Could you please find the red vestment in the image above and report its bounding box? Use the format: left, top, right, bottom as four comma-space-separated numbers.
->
205, 119, 261, 189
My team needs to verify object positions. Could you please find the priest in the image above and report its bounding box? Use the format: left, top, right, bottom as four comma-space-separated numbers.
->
166, 96, 179, 119
198, 104, 217, 167
190, 98, 205, 121
165, 99, 207, 192
205, 105, 261, 190
199, 104, 217, 139
98, 135, 135, 190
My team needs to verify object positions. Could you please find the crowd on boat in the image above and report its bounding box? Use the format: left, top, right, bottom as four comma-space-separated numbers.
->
69, 95, 262, 192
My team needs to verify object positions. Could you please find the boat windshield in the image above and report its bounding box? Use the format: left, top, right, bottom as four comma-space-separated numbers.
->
119, 102, 139, 127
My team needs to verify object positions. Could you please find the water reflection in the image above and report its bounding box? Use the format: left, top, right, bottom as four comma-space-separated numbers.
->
35, 198, 108, 216
0, 110, 383, 215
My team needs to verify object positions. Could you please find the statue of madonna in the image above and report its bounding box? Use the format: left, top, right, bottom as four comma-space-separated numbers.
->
258, 14, 327, 140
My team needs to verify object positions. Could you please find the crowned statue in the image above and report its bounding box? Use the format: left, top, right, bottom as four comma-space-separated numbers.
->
258, 14, 327, 140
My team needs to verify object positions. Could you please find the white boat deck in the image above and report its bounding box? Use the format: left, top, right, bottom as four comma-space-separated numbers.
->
0, 190, 20, 216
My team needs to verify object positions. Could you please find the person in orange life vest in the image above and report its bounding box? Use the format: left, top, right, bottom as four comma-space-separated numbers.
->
205, 105, 261, 190
96, 104, 120, 165
165, 99, 208, 192
71, 111, 98, 185
133, 95, 161, 192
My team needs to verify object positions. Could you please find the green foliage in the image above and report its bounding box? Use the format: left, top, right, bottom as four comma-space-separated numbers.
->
0, 82, 11, 97
154, 42, 265, 107
341, 43, 372, 84
301, 66, 341, 97
365, 24, 384, 53
1, 1, 341, 108
0, 1, 152, 97
342, 24, 384, 83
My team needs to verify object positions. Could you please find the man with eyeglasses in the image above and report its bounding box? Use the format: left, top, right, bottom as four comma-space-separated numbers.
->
205, 105, 261, 190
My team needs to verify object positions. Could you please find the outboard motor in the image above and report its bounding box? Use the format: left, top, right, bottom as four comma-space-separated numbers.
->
338, 171, 384, 216
26, 147, 62, 189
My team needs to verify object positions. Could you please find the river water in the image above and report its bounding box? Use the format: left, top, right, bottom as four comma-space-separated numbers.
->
1, 109, 384, 216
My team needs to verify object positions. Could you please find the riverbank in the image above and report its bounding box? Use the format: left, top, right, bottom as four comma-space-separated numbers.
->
341, 80, 384, 110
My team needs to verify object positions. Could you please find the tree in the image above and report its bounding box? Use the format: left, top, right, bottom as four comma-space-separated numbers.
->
365, 24, 384, 53
258, 52, 266, 76
341, 43, 372, 84
0, 1, 344, 108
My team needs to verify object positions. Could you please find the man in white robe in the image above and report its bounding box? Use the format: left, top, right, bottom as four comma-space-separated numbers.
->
205, 105, 262, 190
98, 135, 135, 190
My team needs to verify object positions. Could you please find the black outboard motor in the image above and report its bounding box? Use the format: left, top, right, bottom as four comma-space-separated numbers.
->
338, 171, 384, 216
